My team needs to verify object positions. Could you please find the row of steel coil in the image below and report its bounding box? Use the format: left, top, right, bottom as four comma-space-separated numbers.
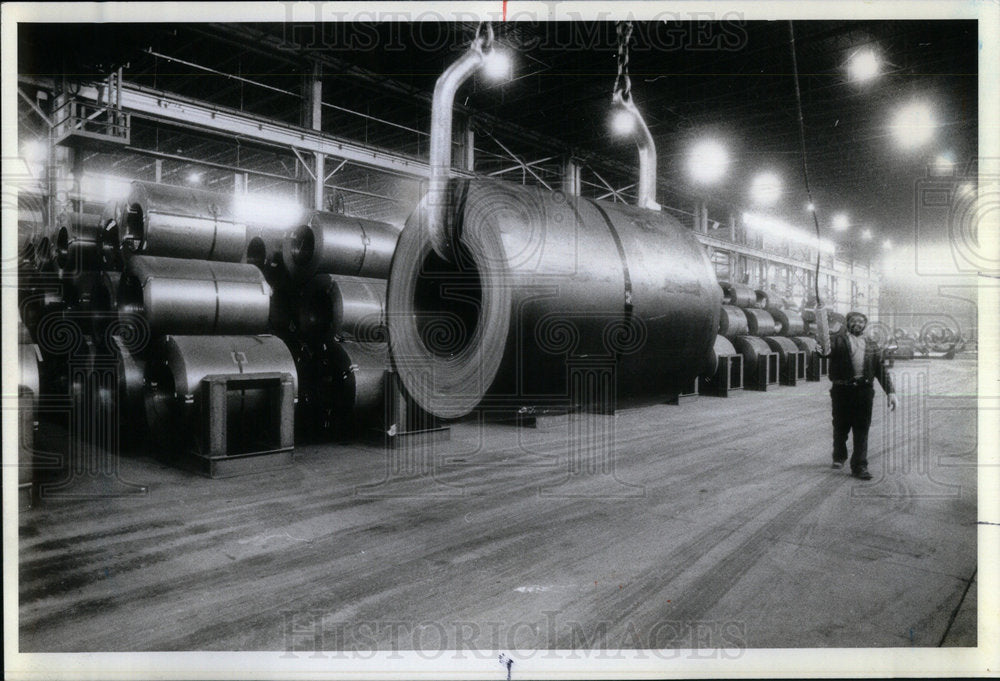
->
17, 180, 400, 477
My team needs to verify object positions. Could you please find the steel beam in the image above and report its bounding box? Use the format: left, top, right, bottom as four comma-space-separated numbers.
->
33, 77, 443, 179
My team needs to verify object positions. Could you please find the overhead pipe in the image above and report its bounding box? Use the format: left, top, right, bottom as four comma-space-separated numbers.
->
426, 27, 493, 261
613, 90, 661, 212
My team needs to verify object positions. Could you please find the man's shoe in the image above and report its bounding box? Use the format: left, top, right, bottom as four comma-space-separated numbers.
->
831, 461, 844, 469
851, 469, 873, 480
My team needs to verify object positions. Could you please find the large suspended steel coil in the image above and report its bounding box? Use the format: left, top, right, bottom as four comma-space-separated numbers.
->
719, 282, 756, 308
762, 335, 801, 359
121, 181, 246, 262
718, 305, 749, 338
298, 275, 387, 342
282, 211, 400, 281
144, 334, 297, 451
766, 308, 805, 336
703, 334, 738, 378
118, 255, 271, 335
741, 307, 776, 336
387, 179, 722, 419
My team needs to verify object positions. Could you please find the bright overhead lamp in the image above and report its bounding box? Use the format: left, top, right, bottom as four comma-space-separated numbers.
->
848, 49, 880, 83
832, 213, 850, 231
890, 101, 936, 149
688, 139, 728, 184
861, 228, 873, 241
750, 171, 782, 205
610, 108, 636, 136
186, 171, 203, 185
482, 49, 512, 81
882, 238, 893, 250
806, 202, 816, 212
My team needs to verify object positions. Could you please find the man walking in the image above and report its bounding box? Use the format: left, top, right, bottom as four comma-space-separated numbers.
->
818, 311, 898, 480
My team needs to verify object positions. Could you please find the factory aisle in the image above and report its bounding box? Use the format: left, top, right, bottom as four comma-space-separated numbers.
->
18, 359, 977, 651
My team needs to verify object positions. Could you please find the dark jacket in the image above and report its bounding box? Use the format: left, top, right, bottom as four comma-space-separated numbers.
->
821, 331, 895, 394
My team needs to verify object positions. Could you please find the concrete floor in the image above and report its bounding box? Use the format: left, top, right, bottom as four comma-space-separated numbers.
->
18, 358, 977, 652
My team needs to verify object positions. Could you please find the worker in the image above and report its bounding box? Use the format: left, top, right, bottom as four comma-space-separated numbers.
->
817, 310, 898, 480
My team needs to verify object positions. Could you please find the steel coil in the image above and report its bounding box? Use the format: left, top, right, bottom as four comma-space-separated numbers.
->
703, 334, 738, 377
144, 334, 297, 447
741, 307, 776, 336
732, 335, 773, 371
54, 210, 104, 272
790, 335, 820, 354
720, 282, 756, 308
121, 181, 246, 262
299, 275, 387, 342
718, 305, 749, 338
762, 335, 801, 359
118, 255, 271, 335
310, 340, 388, 432
282, 210, 400, 281
767, 308, 805, 336
19, 342, 42, 402
387, 179, 722, 419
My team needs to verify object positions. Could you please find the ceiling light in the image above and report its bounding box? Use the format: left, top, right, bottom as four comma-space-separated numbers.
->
611, 108, 636, 136
807, 203, 816, 212
750, 171, 782, 205
482, 49, 512, 81
890, 101, 936, 150
186, 171, 203, 185
882, 238, 893, 250
848, 49, 880, 83
861, 228, 873, 241
832, 213, 850, 231
688, 139, 728, 184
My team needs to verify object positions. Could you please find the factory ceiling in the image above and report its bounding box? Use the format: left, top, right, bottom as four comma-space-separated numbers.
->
18, 19, 979, 253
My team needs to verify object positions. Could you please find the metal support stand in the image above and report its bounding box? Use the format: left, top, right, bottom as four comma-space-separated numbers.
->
191, 371, 296, 478
699, 355, 743, 397
666, 376, 699, 404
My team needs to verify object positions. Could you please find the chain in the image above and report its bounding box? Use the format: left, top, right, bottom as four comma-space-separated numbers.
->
613, 21, 633, 102
474, 21, 495, 51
